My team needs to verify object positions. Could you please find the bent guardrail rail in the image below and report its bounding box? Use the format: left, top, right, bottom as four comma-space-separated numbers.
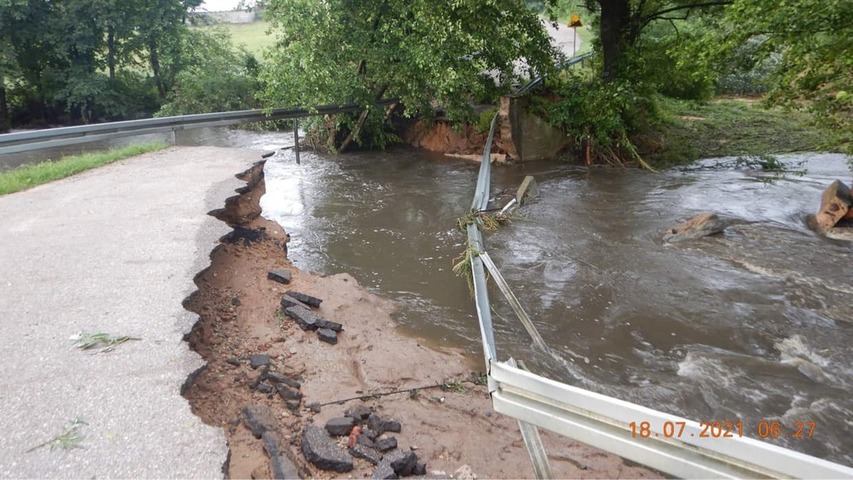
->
464, 113, 853, 479
0, 101, 396, 155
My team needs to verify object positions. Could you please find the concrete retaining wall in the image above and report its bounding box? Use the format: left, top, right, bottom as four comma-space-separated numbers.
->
497, 95, 570, 162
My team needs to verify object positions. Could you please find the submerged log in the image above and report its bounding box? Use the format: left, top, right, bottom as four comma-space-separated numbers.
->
815, 180, 852, 231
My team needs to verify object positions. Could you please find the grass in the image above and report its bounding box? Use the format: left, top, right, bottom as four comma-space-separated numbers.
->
644, 97, 843, 167
0, 142, 167, 196
441, 380, 466, 393
452, 245, 478, 296
198, 21, 275, 58
71, 332, 142, 353
27, 418, 87, 453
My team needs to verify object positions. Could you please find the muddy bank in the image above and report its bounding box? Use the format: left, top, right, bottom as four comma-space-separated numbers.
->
182, 158, 660, 478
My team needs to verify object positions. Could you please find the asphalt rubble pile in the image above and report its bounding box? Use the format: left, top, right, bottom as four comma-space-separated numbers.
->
226, 350, 307, 417
302, 405, 429, 479
267, 269, 344, 346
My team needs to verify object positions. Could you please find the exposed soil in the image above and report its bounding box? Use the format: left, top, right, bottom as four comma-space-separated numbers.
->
404, 119, 503, 158
182, 159, 662, 479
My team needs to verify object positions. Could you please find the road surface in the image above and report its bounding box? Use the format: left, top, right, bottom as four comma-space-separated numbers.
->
0, 146, 260, 478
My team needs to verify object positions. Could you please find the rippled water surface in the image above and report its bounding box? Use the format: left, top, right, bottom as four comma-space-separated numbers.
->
262, 149, 853, 466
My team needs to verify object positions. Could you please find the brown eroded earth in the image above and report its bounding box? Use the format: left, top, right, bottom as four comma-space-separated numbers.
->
183, 160, 661, 479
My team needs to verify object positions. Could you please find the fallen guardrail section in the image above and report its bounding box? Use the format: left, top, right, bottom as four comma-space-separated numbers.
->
464, 114, 853, 479
0, 101, 396, 155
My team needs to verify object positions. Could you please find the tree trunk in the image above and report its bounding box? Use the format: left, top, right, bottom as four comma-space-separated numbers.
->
149, 38, 166, 98
107, 26, 116, 87
599, 0, 631, 82
0, 78, 10, 133
337, 84, 390, 153
338, 109, 371, 153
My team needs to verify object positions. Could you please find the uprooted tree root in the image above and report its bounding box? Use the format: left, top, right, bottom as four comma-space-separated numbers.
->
586, 134, 658, 172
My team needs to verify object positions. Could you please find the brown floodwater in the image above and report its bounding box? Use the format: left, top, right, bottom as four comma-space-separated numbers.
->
262, 147, 853, 467
6, 124, 849, 466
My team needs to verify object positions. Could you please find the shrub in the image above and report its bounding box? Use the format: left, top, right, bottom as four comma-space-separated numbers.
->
156, 29, 262, 116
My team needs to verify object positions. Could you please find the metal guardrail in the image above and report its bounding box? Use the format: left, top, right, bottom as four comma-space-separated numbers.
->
514, 51, 594, 95
0, 46, 588, 156
464, 113, 853, 479
490, 361, 853, 479
0, 48, 586, 156
0, 101, 396, 155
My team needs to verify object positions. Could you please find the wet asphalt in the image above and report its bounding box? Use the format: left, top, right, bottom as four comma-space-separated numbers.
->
0, 146, 261, 478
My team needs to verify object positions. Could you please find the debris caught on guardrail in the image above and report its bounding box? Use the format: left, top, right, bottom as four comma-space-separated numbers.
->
452, 245, 480, 296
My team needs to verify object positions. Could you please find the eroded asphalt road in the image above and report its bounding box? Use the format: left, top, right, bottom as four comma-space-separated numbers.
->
0, 146, 260, 478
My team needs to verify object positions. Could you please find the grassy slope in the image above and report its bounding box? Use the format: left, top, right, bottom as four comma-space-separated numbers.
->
0, 142, 168, 196
198, 21, 275, 58
645, 98, 843, 167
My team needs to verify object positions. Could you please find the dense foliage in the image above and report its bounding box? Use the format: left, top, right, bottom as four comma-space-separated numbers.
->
0, 0, 265, 131
535, 0, 851, 164
1, 0, 848, 159
720, 0, 852, 149
261, 0, 558, 151
157, 29, 262, 116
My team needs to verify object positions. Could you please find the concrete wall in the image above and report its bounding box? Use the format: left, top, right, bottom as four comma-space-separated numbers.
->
497, 95, 570, 162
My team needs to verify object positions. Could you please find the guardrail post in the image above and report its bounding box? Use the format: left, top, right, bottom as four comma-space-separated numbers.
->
293, 118, 300, 164
507, 358, 553, 479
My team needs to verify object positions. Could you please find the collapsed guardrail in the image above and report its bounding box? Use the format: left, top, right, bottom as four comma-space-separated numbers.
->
463, 114, 853, 479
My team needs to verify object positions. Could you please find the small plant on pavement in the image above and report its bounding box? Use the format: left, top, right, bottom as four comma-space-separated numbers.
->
27, 418, 87, 452
71, 332, 141, 353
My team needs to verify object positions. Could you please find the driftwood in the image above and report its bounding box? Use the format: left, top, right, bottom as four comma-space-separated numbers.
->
663, 212, 727, 243
815, 180, 852, 231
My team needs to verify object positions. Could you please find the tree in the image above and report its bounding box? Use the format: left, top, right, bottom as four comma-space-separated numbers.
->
157, 29, 262, 116
0, 0, 209, 125
560, 1, 731, 81
720, 0, 852, 144
136, 0, 203, 98
0, 0, 26, 132
261, 0, 558, 151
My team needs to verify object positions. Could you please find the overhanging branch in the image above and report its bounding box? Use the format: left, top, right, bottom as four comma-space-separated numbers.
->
641, 1, 732, 25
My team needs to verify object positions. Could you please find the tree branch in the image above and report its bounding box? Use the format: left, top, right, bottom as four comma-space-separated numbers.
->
338, 83, 389, 153
641, 1, 732, 24
634, 0, 649, 19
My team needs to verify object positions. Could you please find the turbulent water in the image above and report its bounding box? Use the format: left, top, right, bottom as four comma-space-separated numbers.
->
262, 148, 852, 466
5, 121, 849, 466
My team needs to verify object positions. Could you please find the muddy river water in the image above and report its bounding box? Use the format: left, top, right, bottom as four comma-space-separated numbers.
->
9, 126, 848, 465
262, 146, 853, 467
